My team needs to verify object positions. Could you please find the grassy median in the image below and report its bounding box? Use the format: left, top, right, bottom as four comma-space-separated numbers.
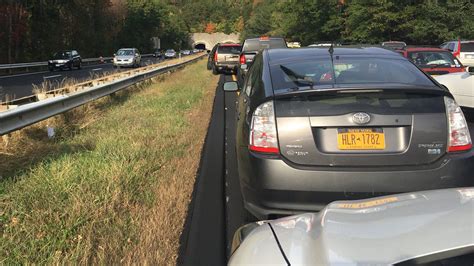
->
0, 60, 219, 264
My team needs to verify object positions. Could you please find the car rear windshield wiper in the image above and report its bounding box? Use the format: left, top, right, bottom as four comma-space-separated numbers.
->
279, 65, 314, 89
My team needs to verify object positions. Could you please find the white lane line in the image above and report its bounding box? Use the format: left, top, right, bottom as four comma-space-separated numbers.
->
43, 74, 62, 79
0, 71, 49, 79
92, 68, 102, 71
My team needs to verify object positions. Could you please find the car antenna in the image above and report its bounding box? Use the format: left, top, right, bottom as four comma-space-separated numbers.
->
328, 43, 336, 86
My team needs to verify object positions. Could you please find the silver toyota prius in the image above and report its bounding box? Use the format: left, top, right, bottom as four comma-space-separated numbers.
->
232, 47, 473, 220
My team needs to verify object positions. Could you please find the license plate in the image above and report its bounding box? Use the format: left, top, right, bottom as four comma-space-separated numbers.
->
337, 128, 385, 150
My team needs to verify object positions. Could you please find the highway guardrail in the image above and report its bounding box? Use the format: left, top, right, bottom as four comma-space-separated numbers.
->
0, 54, 205, 136
0, 54, 154, 72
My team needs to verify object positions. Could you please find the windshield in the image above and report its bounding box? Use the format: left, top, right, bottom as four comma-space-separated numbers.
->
117, 49, 134, 56
407, 51, 458, 68
166, 49, 175, 53
53, 51, 72, 59
270, 57, 434, 91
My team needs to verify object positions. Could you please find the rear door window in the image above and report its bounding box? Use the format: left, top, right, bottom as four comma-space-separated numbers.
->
243, 39, 286, 52
460, 42, 474, 52
218, 45, 242, 54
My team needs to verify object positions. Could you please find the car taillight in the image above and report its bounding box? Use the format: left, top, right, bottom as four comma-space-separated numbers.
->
240, 54, 246, 65
249, 101, 279, 154
445, 97, 472, 152
214, 50, 218, 62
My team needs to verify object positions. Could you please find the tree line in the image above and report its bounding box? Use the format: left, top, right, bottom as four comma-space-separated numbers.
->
242, 0, 474, 46
0, 0, 190, 64
1, 0, 473, 64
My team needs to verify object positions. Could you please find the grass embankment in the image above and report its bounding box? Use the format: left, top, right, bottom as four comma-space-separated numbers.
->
0, 60, 219, 264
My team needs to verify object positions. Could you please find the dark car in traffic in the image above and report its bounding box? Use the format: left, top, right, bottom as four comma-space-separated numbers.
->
212, 43, 242, 74
237, 37, 287, 85
48, 50, 81, 71
398, 47, 465, 75
207, 43, 219, 71
230, 47, 473, 220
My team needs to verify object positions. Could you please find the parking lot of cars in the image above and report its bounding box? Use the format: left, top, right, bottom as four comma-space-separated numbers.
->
195, 38, 474, 264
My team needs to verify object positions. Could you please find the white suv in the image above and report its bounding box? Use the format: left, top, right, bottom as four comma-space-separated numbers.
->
440, 40, 474, 66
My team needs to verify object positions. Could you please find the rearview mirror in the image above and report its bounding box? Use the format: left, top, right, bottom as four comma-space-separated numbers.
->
240, 64, 247, 70
223, 81, 239, 92
468, 66, 474, 74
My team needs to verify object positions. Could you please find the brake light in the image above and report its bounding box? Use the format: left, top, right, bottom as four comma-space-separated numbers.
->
445, 97, 472, 152
214, 50, 218, 62
249, 101, 279, 154
260, 36, 270, 40
240, 54, 246, 65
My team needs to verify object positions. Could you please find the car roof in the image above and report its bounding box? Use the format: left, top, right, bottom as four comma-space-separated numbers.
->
404, 47, 450, 52
245, 37, 284, 41
220, 43, 241, 46
266, 47, 403, 63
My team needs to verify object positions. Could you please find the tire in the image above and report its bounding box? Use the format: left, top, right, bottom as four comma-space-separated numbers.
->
68, 63, 73, 71
212, 66, 218, 75
77, 62, 81, 69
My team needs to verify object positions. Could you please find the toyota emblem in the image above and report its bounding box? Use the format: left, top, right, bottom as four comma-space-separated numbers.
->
352, 112, 371, 124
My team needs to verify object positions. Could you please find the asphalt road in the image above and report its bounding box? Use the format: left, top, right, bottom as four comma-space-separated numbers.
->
0, 56, 168, 102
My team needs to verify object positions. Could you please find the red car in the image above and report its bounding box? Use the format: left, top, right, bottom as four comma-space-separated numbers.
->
397, 47, 465, 75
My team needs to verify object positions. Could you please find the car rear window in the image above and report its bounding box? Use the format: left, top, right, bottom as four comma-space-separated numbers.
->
407, 51, 459, 67
270, 57, 434, 91
461, 42, 474, 52
243, 39, 287, 52
275, 92, 444, 117
218, 45, 242, 54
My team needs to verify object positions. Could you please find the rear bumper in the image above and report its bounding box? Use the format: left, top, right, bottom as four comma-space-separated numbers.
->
238, 147, 474, 219
215, 62, 238, 72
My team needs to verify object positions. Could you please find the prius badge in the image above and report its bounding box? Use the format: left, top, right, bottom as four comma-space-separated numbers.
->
352, 112, 371, 124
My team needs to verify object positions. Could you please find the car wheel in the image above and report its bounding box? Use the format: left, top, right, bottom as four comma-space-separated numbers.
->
77, 62, 82, 69
68, 63, 73, 71
212, 66, 218, 75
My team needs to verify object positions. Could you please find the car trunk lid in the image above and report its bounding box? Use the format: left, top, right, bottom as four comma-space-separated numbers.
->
274, 89, 448, 167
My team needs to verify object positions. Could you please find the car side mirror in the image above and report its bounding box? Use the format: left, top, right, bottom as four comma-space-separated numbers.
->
223, 81, 239, 92
240, 64, 247, 70
135, 53, 139, 57
468, 66, 474, 75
